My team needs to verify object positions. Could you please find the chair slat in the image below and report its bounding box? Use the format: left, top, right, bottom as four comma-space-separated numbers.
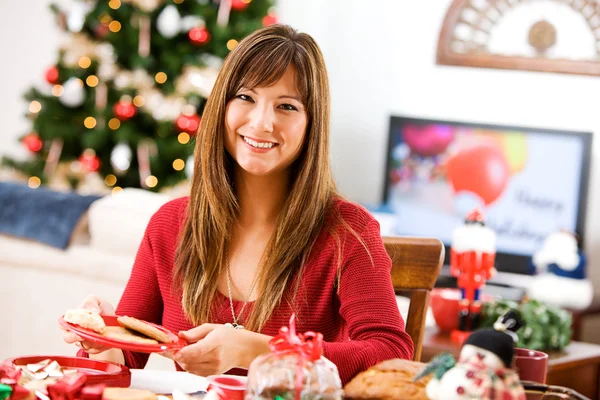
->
383, 236, 444, 361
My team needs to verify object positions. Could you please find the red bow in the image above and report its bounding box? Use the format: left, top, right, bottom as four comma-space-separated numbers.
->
269, 314, 323, 362
267, 314, 323, 400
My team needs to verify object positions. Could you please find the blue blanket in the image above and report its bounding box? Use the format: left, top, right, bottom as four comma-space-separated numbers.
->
0, 182, 103, 249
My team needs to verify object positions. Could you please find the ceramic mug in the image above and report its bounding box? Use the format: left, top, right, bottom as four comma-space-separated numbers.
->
206, 374, 246, 400
513, 348, 549, 384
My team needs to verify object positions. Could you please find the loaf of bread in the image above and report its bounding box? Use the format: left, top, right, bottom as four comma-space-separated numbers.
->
343, 359, 431, 400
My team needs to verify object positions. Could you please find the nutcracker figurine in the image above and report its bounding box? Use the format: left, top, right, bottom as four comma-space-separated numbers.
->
450, 208, 496, 343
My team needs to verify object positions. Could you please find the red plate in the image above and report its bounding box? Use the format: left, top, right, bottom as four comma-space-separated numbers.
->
58, 315, 187, 353
6, 355, 131, 387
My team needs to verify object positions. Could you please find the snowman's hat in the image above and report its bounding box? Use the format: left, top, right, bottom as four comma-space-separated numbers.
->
465, 208, 485, 226
464, 309, 524, 368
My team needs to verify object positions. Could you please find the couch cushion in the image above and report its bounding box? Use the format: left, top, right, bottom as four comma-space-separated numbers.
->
0, 234, 133, 284
88, 188, 173, 257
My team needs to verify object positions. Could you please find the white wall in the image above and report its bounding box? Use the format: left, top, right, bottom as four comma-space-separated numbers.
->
1, 0, 598, 288
0, 1, 72, 160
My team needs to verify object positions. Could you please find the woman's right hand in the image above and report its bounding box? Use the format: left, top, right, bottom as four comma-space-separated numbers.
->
61, 294, 116, 354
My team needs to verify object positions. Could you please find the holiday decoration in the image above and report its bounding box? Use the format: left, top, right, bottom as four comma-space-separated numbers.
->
3, 0, 274, 191
481, 299, 572, 352
231, 0, 251, 11
59, 77, 86, 108
262, 13, 278, 27
528, 231, 593, 310
113, 96, 137, 120
185, 155, 194, 178
175, 108, 201, 135
415, 310, 527, 399
22, 133, 43, 153
79, 149, 101, 172
189, 26, 210, 45
157, 5, 181, 38
45, 66, 60, 84
449, 208, 496, 343
111, 142, 133, 175
66, 2, 90, 33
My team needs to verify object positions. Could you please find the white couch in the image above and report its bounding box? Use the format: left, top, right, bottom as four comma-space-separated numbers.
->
0, 188, 432, 367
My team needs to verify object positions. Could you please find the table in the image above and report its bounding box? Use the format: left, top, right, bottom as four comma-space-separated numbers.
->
421, 328, 600, 399
569, 297, 600, 341
130, 369, 208, 394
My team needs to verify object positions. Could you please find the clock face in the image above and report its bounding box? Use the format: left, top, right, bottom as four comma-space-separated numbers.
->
437, 0, 600, 76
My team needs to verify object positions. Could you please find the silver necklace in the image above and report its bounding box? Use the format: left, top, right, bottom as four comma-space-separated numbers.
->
224, 260, 260, 330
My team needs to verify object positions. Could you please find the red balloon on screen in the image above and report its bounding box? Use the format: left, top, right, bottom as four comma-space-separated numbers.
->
446, 145, 510, 205
402, 124, 454, 157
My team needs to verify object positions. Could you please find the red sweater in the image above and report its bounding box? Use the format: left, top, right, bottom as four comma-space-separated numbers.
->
99, 197, 413, 383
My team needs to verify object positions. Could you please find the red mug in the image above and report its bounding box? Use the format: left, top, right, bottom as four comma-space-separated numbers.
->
513, 348, 549, 384
206, 374, 246, 400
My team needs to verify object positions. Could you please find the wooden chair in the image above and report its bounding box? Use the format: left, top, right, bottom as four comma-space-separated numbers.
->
383, 236, 445, 361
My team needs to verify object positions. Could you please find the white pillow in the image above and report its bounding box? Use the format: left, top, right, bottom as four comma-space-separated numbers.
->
88, 189, 173, 257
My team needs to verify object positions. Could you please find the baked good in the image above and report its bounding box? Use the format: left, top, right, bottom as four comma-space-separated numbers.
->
64, 309, 106, 334
117, 316, 173, 343
343, 359, 431, 400
102, 326, 159, 345
103, 388, 158, 400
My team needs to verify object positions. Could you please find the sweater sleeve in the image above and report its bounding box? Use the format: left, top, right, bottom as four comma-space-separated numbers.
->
321, 219, 414, 384
113, 218, 164, 369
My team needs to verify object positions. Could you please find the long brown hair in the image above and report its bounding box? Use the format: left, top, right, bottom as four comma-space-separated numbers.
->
174, 25, 336, 331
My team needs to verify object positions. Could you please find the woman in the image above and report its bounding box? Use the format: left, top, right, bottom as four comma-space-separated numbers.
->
62, 24, 413, 384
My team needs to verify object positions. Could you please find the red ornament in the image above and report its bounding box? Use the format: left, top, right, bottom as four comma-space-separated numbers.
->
231, 0, 250, 11
45, 66, 60, 84
189, 27, 210, 45
113, 98, 137, 121
94, 24, 110, 39
78, 149, 101, 172
175, 113, 201, 135
262, 14, 278, 27
22, 133, 43, 152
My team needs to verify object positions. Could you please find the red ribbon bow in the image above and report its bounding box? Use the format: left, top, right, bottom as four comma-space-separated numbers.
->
269, 314, 323, 362
267, 314, 324, 400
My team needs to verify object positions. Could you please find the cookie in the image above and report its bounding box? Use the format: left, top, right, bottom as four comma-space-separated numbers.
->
103, 388, 158, 400
64, 308, 106, 334
344, 359, 430, 400
102, 326, 159, 345
117, 316, 173, 343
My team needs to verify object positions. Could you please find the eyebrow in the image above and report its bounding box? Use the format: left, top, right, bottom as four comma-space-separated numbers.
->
246, 88, 302, 103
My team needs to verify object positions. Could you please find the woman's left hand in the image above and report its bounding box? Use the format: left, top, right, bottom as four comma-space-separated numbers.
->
168, 324, 271, 376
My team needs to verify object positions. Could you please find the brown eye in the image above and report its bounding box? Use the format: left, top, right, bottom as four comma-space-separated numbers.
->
278, 103, 298, 111
236, 94, 253, 102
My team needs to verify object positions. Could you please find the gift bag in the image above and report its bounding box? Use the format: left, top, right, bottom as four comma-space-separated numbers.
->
246, 315, 342, 400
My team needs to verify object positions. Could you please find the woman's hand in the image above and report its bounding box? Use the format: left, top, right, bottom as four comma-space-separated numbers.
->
60, 294, 116, 355
169, 324, 271, 376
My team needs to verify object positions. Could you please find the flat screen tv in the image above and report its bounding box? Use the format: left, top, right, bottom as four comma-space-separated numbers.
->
383, 116, 593, 275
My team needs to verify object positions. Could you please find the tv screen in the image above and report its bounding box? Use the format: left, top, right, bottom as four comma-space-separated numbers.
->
383, 116, 593, 275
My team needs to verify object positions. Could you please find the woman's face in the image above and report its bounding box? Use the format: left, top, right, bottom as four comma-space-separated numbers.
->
224, 65, 308, 178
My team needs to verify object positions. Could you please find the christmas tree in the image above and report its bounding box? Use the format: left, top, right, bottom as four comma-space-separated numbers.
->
2, 0, 276, 192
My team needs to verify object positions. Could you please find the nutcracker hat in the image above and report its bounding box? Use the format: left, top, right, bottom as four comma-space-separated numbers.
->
465, 208, 485, 226
464, 309, 524, 368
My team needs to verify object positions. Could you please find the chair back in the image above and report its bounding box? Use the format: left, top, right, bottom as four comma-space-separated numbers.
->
383, 236, 445, 361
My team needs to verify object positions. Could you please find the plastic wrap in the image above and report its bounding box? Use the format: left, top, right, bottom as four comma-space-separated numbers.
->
246, 315, 342, 400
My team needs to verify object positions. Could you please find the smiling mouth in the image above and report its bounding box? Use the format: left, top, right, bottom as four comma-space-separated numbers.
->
241, 135, 278, 149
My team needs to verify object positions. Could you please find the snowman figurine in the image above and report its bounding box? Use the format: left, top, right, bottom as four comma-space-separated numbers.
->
415, 310, 526, 400
528, 231, 593, 310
